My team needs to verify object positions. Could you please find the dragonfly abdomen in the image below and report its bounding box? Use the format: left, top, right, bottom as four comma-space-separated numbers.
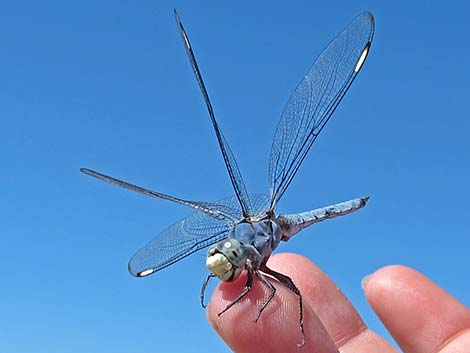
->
277, 197, 369, 241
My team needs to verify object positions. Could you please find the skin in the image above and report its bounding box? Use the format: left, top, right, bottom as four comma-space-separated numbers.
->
207, 253, 470, 353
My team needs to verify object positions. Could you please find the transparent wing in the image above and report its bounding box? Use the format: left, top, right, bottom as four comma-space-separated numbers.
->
268, 12, 375, 208
174, 10, 253, 217
81, 168, 240, 223
128, 194, 270, 277
128, 213, 230, 277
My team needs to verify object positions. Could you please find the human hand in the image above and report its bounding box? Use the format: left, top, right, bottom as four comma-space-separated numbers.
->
207, 253, 470, 352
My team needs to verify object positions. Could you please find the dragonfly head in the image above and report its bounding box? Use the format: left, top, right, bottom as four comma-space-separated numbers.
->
206, 238, 246, 281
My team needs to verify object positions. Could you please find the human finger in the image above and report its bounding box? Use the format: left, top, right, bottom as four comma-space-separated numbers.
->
363, 265, 470, 353
207, 254, 340, 353
265, 254, 398, 353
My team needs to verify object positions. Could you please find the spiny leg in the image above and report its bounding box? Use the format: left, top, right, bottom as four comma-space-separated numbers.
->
200, 273, 217, 308
218, 269, 253, 316
261, 265, 305, 347
254, 271, 276, 322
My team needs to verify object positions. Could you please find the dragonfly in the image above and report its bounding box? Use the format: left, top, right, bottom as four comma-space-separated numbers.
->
81, 10, 374, 346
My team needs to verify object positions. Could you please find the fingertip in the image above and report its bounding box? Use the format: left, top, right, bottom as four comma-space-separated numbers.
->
207, 268, 338, 353
362, 264, 470, 353
362, 264, 419, 303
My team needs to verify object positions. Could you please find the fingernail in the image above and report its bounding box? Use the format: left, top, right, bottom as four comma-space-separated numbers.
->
361, 274, 371, 290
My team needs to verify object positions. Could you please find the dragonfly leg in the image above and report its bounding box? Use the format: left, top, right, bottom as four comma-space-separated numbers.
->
253, 271, 276, 322
218, 268, 253, 316
200, 273, 217, 308
261, 265, 305, 347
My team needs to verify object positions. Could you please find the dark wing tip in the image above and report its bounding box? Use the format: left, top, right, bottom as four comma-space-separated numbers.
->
80, 168, 102, 178
173, 8, 190, 49
128, 260, 157, 278
173, 8, 182, 26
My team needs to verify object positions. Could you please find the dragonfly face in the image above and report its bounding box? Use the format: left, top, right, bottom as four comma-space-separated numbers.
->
206, 219, 282, 281
206, 238, 247, 281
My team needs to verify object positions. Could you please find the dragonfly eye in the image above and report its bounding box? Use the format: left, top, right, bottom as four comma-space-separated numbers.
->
219, 239, 246, 266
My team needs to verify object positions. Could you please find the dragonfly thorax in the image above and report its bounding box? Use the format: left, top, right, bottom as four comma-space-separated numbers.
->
233, 220, 282, 261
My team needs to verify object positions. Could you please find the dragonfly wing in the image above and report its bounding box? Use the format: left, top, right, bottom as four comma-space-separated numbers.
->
81, 168, 241, 223
128, 212, 230, 277
268, 12, 375, 208
174, 10, 253, 217
128, 194, 270, 277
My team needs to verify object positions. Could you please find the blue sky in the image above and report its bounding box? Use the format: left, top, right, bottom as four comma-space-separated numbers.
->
1, 0, 469, 352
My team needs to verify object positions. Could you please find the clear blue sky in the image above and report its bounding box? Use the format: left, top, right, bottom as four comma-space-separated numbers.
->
1, 1, 469, 352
